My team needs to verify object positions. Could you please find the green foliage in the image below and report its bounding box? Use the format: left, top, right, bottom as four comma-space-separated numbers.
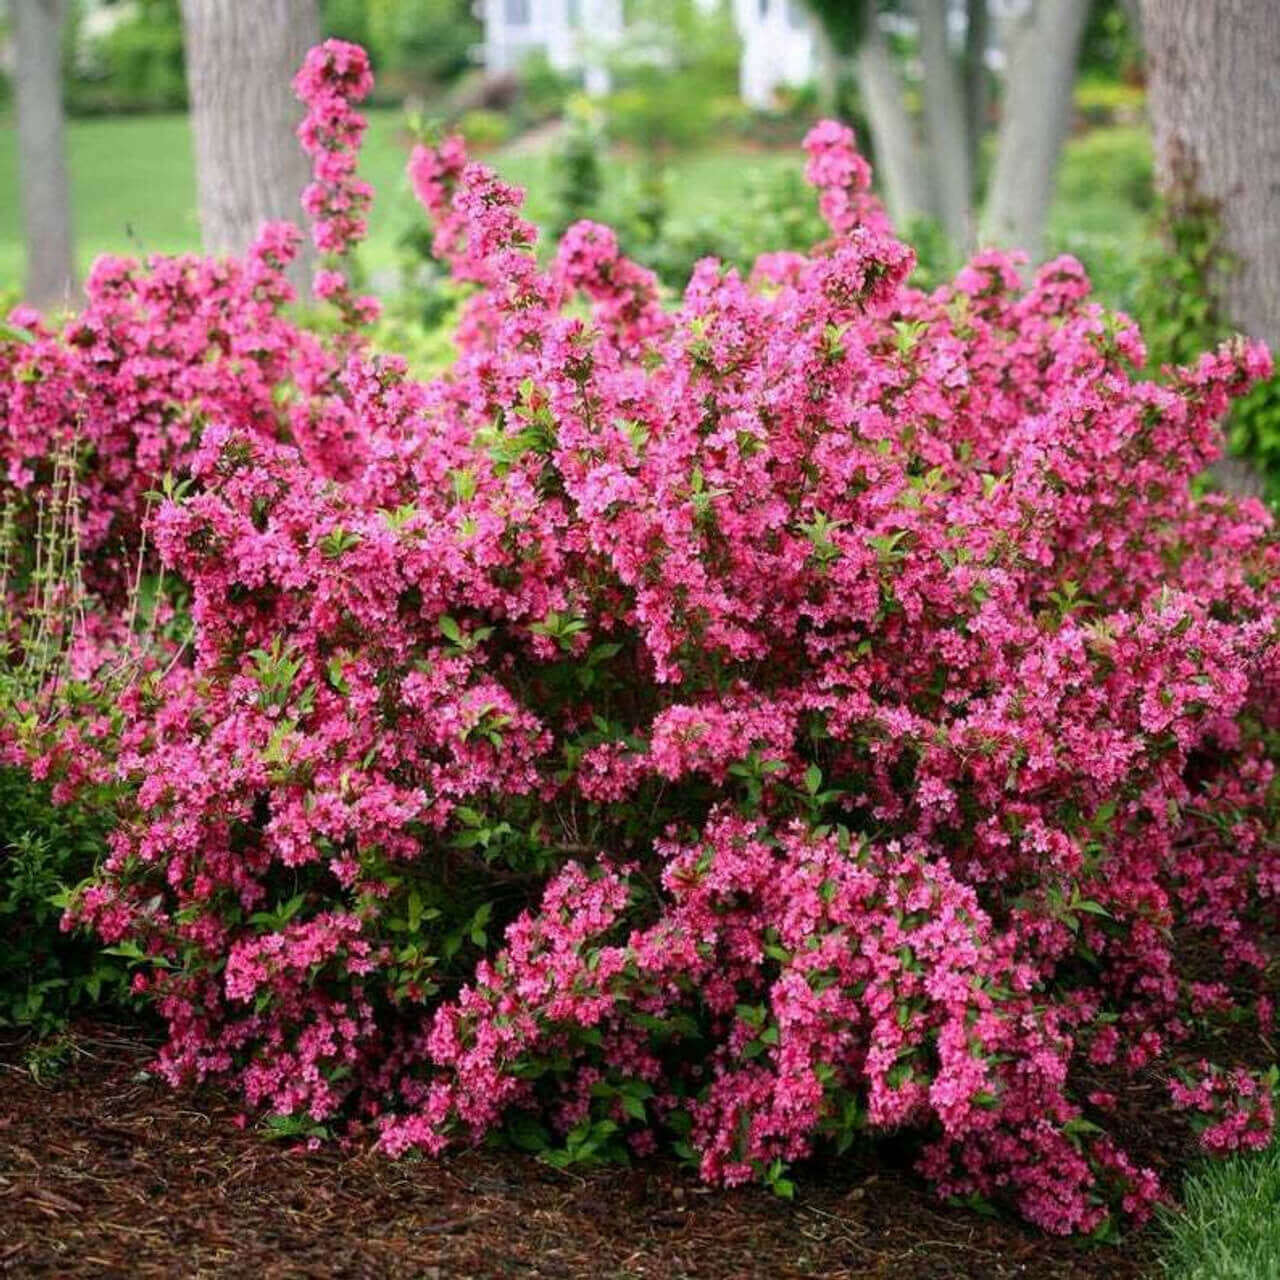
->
0, 445, 88, 710
370, 189, 468, 380
605, 0, 739, 154
605, 71, 720, 155
323, 0, 480, 95
517, 50, 576, 126
1045, 124, 1153, 315
1134, 184, 1227, 371
1077, 0, 1143, 84
619, 162, 826, 288
901, 215, 954, 293
1157, 1128, 1280, 1279
0, 766, 126, 1036
1133, 174, 1280, 503
51, 0, 480, 117
1073, 75, 1145, 126
550, 98, 605, 239
1226, 384, 1280, 502
457, 108, 511, 150
800, 0, 869, 58
0, 445, 134, 1037
64, 0, 187, 116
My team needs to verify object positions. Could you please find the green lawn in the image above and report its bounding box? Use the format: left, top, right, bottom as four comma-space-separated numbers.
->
0, 107, 420, 283
0, 107, 1149, 308
1157, 1135, 1280, 1280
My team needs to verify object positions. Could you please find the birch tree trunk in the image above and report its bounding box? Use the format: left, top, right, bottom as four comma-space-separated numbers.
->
13, 0, 75, 311
1140, 0, 1280, 353
855, 14, 934, 229
981, 0, 1090, 264
179, 0, 319, 277
914, 0, 971, 250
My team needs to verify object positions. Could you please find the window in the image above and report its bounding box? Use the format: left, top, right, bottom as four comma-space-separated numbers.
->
567, 0, 580, 25
505, 0, 530, 24
785, 0, 805, 29
758, 0, 769, 17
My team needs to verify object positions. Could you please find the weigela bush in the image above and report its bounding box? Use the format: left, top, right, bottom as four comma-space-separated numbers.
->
8, 42, 1279, 1236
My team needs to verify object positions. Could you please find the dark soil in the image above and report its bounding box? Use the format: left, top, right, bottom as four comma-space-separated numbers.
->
0, 1024, 1157, 1279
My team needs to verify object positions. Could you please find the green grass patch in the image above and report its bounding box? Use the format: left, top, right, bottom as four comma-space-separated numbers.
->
1157, 1135, 1280, 1279
0, 107, 426, 283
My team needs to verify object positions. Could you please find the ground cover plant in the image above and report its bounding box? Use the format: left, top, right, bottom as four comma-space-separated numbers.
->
2, 39, 1277, 1243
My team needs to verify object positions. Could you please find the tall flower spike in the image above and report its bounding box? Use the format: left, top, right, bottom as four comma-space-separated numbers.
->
294, 39, 380, 327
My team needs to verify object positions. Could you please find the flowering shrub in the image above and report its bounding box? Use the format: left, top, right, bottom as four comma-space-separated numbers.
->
6, 42, 1279, 1237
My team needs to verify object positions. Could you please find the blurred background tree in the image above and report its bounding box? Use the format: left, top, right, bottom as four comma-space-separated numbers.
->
11, 0, 74, 308
179, 0, 318, 278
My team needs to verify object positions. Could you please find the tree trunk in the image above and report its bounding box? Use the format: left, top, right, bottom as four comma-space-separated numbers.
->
814, 24, 841, 119
914, 0, 972, 251
981, 0, 1089, 265
963, 0, 988, 201
13, 0, 75, 311
855, 11, 933, 230
1140, 0, 1280, 353
179, 0, 319, 278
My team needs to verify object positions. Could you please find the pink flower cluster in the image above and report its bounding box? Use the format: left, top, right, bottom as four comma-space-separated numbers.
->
802, 119, 889, 238
294, 39, 379, 325
1170, 1062, 1277, 1155
6, 46, 1277, 1237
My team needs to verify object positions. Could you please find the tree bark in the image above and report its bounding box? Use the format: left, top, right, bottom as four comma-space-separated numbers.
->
179, 0, 320, 277
13, 0, 75, 311
855, 10, 933, 230
1140, 0, 1280, 353
981, 0, 1089, 265
963, 0, 988, 200
814, 23, 841, 119
913, 0, 972, 251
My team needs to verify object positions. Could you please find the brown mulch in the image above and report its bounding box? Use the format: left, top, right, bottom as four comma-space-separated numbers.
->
0, 1025, 1157, 1279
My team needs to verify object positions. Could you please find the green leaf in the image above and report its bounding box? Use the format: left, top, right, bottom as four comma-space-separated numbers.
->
507, 1112, 550, 1153
0, 322, 36, 345
622, 1093, 647, 1121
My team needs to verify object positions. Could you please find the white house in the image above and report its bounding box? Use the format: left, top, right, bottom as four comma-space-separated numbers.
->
731, 0, 819, 109
479, 0, 624, 96
479, 0, 820, 108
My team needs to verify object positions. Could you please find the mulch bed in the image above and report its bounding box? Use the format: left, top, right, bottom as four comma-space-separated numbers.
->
0, 1024, 1157, 1279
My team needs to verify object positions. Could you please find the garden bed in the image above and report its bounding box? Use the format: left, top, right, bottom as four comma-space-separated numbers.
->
0, 1024, 1155, 1279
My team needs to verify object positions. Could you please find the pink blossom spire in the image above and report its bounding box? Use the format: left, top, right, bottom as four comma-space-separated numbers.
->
293, 39, 380, 327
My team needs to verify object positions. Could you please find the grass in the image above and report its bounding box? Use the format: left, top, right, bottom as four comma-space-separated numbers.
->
1157, 1136, 1280, 1279
0, 107, 1149, 306
0, 107, 418, 283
